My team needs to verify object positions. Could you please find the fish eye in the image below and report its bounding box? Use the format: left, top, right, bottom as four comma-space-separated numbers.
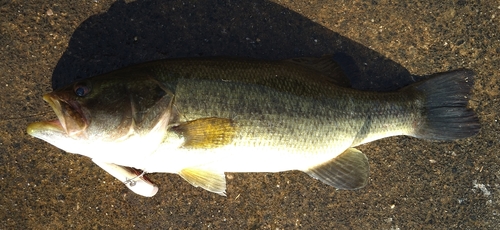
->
74, 82, 91, 97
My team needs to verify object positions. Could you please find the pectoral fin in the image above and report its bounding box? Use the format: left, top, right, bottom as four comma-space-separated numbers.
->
172, 117, 236, 149
305, 148, 369, 190
178, 167, 227, 196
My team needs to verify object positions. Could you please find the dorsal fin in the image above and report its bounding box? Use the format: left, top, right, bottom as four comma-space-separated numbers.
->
284, 55, 351, 87
171, 117, 236, 149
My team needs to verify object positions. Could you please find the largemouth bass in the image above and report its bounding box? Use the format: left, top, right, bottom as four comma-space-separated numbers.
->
27, 56, 480, 197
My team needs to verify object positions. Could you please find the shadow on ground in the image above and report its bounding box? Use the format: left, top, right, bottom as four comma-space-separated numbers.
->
2, 0, 496, 229
52, 0, 415, 91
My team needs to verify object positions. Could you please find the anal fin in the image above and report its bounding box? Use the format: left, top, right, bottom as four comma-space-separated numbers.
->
305, 148, 369, 190
178, 167, 227, 196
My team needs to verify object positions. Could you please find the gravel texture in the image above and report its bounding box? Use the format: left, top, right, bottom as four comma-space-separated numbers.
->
1, 0, 499, 229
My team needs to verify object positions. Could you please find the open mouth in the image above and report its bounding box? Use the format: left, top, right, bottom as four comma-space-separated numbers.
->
42, 93, 67, 132
27, 93, 88, 137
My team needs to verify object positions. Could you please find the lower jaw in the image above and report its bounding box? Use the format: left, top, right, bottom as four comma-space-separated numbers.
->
27, 120, 65, 136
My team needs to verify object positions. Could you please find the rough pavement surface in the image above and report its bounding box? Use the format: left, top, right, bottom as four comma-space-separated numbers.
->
1, 0, 499, 229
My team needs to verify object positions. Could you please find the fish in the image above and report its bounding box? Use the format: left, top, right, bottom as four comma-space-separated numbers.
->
27, 56, 480, 197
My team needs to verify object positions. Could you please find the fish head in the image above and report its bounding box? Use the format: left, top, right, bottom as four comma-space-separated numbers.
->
27, 80, 96, 155
27, 73, 175, 160
41, 84, 91, 137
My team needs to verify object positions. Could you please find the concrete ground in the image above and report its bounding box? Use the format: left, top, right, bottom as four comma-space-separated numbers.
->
1, 0, 499, 228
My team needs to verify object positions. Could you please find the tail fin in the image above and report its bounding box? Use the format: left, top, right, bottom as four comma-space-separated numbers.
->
412, 69, 480, 140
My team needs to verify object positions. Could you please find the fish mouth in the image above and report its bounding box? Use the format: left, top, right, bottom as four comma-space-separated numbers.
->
27, 93, 88, 137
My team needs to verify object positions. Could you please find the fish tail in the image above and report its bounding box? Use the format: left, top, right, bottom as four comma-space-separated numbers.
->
412, 69, 480, 140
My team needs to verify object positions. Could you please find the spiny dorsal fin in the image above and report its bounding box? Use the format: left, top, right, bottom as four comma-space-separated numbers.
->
305, 148, 369, 190
284, 55, 351, 87
178, 167, 227, 196
171, 117, 236, 149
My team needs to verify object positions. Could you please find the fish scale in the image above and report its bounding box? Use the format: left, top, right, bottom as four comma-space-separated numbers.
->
27, 56, 479, 197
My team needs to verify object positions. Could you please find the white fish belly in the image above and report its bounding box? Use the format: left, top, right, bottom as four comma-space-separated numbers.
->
139, 141, 351, 174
